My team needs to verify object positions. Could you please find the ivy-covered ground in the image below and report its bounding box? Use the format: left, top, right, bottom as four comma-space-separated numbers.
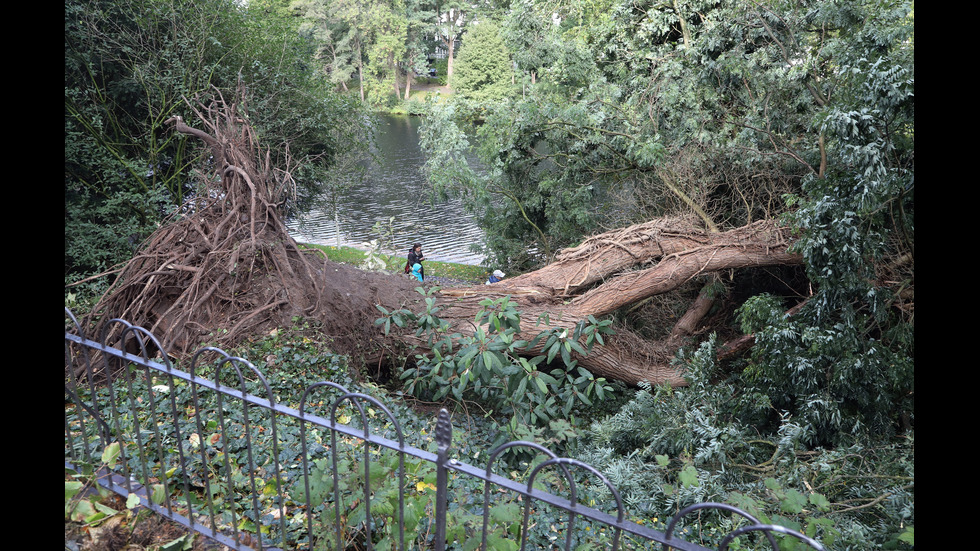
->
65, 322, 630, 551
66, 250, 913, 550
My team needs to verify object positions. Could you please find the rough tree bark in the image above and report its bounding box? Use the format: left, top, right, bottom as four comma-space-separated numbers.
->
433, 218, 802, 386
77, 93, 804, 388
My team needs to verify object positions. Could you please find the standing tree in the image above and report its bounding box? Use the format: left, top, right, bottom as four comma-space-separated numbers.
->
451, 21, 516, 102
293, 0, 359, 92
363, 0, 408, 106
398, 0, 438, 99
316, 0, 371, 101
434, 0, 468, 83
502, 0, 560, 90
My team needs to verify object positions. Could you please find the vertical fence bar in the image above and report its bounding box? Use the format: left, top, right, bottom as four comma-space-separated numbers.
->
434, 409, 452, 551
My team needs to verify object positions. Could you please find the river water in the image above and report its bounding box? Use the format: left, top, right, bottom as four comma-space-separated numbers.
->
286, 114, 486, 265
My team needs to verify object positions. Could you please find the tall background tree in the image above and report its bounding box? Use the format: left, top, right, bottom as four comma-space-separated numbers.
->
434, 0, 469, 82
363, 0, 409, 107
502, 0, 560, 92
451, 20, 515, 102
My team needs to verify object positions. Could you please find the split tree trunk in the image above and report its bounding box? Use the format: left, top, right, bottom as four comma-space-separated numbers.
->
432, 218, 802, 386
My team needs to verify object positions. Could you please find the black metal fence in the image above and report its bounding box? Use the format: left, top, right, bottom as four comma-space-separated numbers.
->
65, 308, 825, 551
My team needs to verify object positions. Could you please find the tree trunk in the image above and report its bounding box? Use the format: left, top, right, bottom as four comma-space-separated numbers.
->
432, 217, 802, 386
404, 69, 413, 100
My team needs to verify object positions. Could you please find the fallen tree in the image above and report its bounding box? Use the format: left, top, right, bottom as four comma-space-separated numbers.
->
77, 93, 805, 387
435, 218, 803, 385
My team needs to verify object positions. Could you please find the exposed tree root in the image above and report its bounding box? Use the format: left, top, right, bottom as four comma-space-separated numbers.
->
77, 89, 423, 374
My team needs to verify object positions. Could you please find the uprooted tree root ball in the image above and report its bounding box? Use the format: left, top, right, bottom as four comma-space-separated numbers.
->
76, 89, 423, 380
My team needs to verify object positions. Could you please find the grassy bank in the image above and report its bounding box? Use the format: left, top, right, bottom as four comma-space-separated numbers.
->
299, 242, 489, 283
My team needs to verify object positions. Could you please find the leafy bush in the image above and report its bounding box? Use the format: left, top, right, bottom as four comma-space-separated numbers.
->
574, 335, 914, 550
378, 292, 616, 460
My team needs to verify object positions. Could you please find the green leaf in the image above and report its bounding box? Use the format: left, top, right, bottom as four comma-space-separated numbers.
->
780, 489, 807, 514
67, 498, 98, 523
808, 492, 831, 511
568, 339, 588, 356
66, 481, 84, 503
126, 493, 142, 509
546, 342, 560, 364
101, 442, 121, 468
538, 372, 559, 386
159, 534, 195, 551
534, 375, 549, 394
486, 534, 519, 551
490, 502, 520, 524
678, 465, 699, 488
150, 484, 167, 505
515, 375, 528, 397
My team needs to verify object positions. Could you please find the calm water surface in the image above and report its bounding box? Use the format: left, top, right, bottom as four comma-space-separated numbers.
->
287, 114, 486, 265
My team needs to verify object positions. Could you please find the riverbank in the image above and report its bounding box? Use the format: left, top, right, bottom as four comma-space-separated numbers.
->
300, 242, 489, 285
388, 82, 453, 115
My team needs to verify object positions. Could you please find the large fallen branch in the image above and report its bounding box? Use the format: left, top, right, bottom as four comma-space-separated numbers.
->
433, 219, 803, 386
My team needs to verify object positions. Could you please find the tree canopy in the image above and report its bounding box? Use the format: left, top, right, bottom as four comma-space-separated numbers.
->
451, 20, 515, 102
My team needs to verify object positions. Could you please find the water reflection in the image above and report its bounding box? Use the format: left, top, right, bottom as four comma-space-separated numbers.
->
287, 114, 486, 265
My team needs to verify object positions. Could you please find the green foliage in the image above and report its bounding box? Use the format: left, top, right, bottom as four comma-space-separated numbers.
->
420, 87, 635, 270
438, 0, 914, 450
428, 58, 449, 86
501, 0, 560, 87
726, 0, 915, 448
452, 21, 516, 103
363, 0, 409, 108
381, 292, 616, 459
301, 448, 442, 549
575, 335, 913, 550
737, 291, 913, 446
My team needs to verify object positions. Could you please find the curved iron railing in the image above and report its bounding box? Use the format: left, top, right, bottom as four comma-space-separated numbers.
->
65, 307, 825, 551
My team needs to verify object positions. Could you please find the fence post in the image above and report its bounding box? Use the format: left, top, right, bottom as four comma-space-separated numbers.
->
434, 409, 452, 551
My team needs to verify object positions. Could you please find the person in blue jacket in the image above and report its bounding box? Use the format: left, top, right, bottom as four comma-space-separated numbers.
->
407, 243, 425, 280
485, 269, 505, 285
411, 263, 424, 282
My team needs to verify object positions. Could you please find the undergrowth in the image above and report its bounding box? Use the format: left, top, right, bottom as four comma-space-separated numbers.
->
66, 319, 626, 550
66, 309, 912, 551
